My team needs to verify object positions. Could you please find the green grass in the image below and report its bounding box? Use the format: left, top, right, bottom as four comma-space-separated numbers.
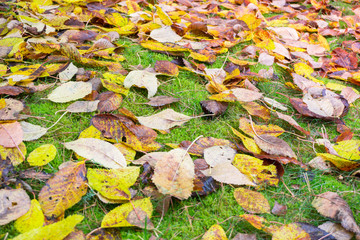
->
2, 1, 360, 240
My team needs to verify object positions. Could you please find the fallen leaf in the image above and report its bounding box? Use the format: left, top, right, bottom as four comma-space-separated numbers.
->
234, 188, 270, 214
126, 207, 154, 229
152, 149, 195, 200
39, 161, 87, 218
317, 153, 360, 171
254, 134, 297, 159
296, 222, 336, 240
27, 144, 57, 166
271, 201, 287, 216
200, 100, 228, 117
263, 97, 288, 111
47, 81, 92, 103
341, 87, 360, 104
231, 127, 262, 154
0, 98, 24, 121
318, 222, 354, 240
87, 167, 140, 200
202, 162, 256, 186
227, 88, 263, 102
240, 102, 271, 121
272, 223, 311, 240
66, 100, 99, 113
20, 121, 48, 141
150, 26, 182, 43
239, 117, 285, 138
14, 199, 44, 233
333, 140, 360, 160
0, 122, 23, 147
274, 111, 310, 136
138, 109, 192, 131
64, 138, 126, 168
59, 62, 78, 82
145, 96, 180, 107
12, 215, 83, 240
0, 142, 26, 166
232, 233, 256, 240
101, 198, 153, 228
96, 91, 123, 112
154, 60, 179, 76
0, 188, 31, 225
312, 192, 360, 237
124, 70, 159, 98
202, 224, 228, 240
204, 145, 236, 167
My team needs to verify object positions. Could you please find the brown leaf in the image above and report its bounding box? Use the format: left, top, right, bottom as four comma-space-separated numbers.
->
240, 102, 270, 121
0, 188, 31, 225
96, 91, 123, 112
145, 96, 180, 107
318, 222, 354, 240
177, 137, 236, 156
275, 112, 310, 136
341, 87, 360, 104
239, 117, 285, 138
312, 192, 360, 237
154, 60, 179, 76
254, 134, 297, 159
0, 98, 24, 121
200, 100, 228, 117
39, 161, 88, 219
232, 233, 257, 240
126, 207, 154, 229
0, 86, 25, 96
271, 201, 287, 216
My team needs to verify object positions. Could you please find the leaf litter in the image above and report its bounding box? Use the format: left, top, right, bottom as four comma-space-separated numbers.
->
0, 0, 359, 239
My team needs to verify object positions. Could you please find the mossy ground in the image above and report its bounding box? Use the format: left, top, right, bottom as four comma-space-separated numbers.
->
2, 1, 360, 239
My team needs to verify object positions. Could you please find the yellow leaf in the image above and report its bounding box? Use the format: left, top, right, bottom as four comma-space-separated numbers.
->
333, 140, 360, 160
233, 154, 279, 186
228, 57, 257, 66
140, 40, 188, 52
202, 224, 228, 240
0, 98, 5, 110
317, 34, 330, 51
231, 127, 262, 154
101, 72, 129, 95
240, 14, 262, 31
294, 62, 314, 78
238, 117, 284, 138
317, 153, 360, 171
101, 198, 153, 228
234, 188, 270, 213
0, 142, 27, 166
39, 161, 88, 218
114, 142, 136, 163
87, 167, 140, 200
0, 38, 24, 58
272, 223, 311, 240
190, 51, 216, 63
27, 144, 57, 166
79, 125, 104, 140
240, 102, 271, 121
156, 5, 173, 25
6, 64, 47, 85
12, 215, 83, 240
14, 199, 44, 233
0, 64, 7, 77
240, 214, 278, 233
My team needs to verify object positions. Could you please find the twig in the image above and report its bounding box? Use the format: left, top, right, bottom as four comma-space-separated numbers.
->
248, 115, 273, 144
281, 178, 295, 198
85, 227, 102, 238
318, 233, 333, 240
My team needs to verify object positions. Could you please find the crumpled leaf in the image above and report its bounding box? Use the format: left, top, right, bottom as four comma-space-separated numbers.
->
12, 215, 83, 240
254, 134, 297, 159
39, 161, 87, 218
101, 198, 153, 228
202, 162, 256, 186
47, 81, 92, 103
234, 188, 270, 214
27, 144, 57, 166
14, 199, 44, 233
0, 188, 31, 225
64, 138, 126, 169
124, 70, 159, 98
202, 224, 228, 240
87, 167, 140, 200
138, 109, 192, 131
152, 149, 195, 200
20, 121, 48, 141
312, 192, 360, 237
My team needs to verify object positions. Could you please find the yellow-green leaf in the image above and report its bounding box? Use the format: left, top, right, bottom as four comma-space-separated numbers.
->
87, 167, 140, 200
202, 224, 228, 240
0, 142, 26, 166
234, 188, 270, 214
231, 127, 262, 154
27, 144, 56, 166
14, 199, 44, 233
12, 215, 83, 240
333, 140, 360, 160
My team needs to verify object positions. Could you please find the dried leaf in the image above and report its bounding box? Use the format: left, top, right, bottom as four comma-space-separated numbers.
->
66, 100, 99, 113
231, 127, 262, 154
0, 188, 30, 225
47, 81, 92, 103
234, 188, 270, 214
152, 149, 195, 200
59, 62, 78, 82
0, 98, 24, 121
202, 162, 256, 186
124, 70, 158, 98
27, 144, 57, 166
275, 112, 310, 136
333, 140, 360, 160
317, 153, 360, 171
204, 145, 236, 167
96, 92, 123, 112
154, 61, 179, 76
64, 138, 126, 169
14, 199, 44, 233
239, 117, 285, 138
202, 224, 228, 240
271, 201, 287, 216
296, 222, 336, 240
0, 122, 23, 148
226, 88, 263, 102
272, 223, 311, 240
138, 109, 192, 131
39, 161, 87, 218
312, 192, 360, 236
254, 134, 297, 159
200, 100, 228, 117
318, 222, 354, 240
263, 97, 288, 111
20, 121, 48, 141
0, 142, 26, 166
101, 198, 152, 228
145, 96, 180, 107
240, 102, 271, 121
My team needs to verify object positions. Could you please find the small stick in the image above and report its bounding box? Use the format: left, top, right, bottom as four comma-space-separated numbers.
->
248, 115, 273, 144
281, 178, 295, 198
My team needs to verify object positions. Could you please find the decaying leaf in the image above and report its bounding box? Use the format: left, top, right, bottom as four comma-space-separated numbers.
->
0, 188, 31, 225
154, 60, 179, 76
274, 112, 310, 136
145, 95, 180, 107
254, 134, 297, 159
124, 70, 159, 98
202, 224, 228, 240
234, 188, 270, 214
96, 91, 123, 112
66, 100, 99, 113
0, 122, 23, 148
317, 153, 360, 171
138, 109, 192, 131
0, 98, 24, 121
239, 117, 285, 138
271, 201, 287, 216
12, 215, 83, 240
296, 222, 336, 240
64, 138, 126, 169
312, 192, 360, 237
231, 127, 262, 154
39, 161, 87, 218
87, 167, 140, 200
204, 145, 236, 167
101, 198, 152, 228
152, 149, 195, 200
272, 223, 311, 240
27, 144, 57, 166
318, 222, 354, 240
176, 137, 236, 156
47, 81, 92, 103
200, 100, 228, 117
0, 142, 26, 166
14, 199, 44, 233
